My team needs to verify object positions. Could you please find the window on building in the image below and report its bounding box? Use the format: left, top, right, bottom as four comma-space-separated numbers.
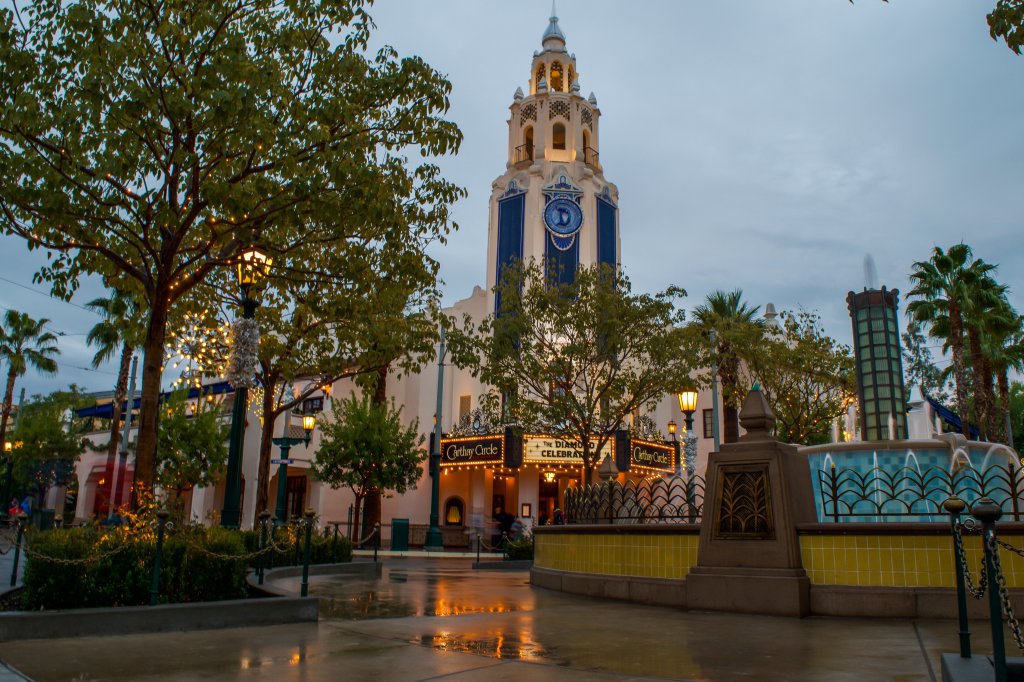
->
534, 63, 546, 93
444, 497, 464, 526
550, 61, 564, 92
524, 126, 534, 160
552, 122, 566, 150
703, 409, 714, 439
459, 395, 471, 420
302, 397, 324, 414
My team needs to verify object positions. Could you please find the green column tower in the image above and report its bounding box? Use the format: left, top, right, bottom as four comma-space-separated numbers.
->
847, 287, 908, 441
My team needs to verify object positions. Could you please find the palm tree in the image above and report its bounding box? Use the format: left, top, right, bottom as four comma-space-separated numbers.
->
692, 290, 765, 443
0, 310, 60, 508
960, 274, 1009, 440
982, 302, 1024, 447
907, 244, 995, 436
86, 289, 142, 510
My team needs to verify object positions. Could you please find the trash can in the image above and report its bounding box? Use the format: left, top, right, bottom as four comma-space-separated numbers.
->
391, 518, 409, 551
33, 508, 55, 531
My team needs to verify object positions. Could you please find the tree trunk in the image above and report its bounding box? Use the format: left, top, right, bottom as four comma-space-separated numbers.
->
131, 294, 170, 508
966, 325, 989, 440
0, 369, 16, 457
255, 371, 278, 515
362, 365, 389, 535
998, 370, 1014, 449
720, 356, 741, 443
979, 350, 998, 442
948, 307, 970, 436
100, 343, 132, 512
352, 493, 364, 542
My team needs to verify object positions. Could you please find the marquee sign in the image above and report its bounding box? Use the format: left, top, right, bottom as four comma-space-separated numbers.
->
628, 439, 675, 474
523, 435, 612, 464
438, 435, 504, 467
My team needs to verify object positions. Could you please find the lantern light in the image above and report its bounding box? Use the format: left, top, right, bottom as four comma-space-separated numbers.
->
302, 414, 316, 433
667, 420, 677, 436
677, 389, 698, 415
237, 245, 272, 288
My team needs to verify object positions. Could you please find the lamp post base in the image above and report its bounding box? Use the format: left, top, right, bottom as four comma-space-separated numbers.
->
424, 527, 444, 550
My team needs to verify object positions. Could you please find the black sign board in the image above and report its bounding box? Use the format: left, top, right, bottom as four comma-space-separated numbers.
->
628, 439, 675, 473
438, 435, 504, 466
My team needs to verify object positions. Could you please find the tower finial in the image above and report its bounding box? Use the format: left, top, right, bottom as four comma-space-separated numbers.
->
542, 1, 566, 49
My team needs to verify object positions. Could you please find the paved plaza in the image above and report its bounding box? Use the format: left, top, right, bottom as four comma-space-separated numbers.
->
0, 558, 1005, 680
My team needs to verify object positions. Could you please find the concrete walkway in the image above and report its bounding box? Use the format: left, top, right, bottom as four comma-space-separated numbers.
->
0, 557, 1009, 680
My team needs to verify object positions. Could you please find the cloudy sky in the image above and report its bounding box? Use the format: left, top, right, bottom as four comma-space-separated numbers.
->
2, 0, 1022, 398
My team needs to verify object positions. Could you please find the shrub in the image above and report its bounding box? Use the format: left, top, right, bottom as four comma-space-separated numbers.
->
22, 524, 247, 610
504, 532, 534, 561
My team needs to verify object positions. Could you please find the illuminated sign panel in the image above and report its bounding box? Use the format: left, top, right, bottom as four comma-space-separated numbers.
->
629, 439, 675, 473
438, 435, 504, 467
523, 436, 612, 464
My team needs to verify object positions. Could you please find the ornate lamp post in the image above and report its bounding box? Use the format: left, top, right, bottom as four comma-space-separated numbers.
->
667, 420, 680, 475
221, 245, 271, 528
677, 389, 699, 520
425, 325, 446, 551
273, 410, 316, 524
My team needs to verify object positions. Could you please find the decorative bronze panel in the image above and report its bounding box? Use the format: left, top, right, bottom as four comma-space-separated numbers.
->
715, 465, 774, 539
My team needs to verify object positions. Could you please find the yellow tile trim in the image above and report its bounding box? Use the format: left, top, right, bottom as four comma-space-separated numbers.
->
798, 534, 1024, 588
534, 533, 699, 579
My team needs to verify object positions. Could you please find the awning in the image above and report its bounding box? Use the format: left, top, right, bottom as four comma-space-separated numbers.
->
75, 381, 236, 419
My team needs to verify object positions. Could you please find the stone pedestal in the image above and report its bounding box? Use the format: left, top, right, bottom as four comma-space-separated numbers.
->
686, 387, 816, 617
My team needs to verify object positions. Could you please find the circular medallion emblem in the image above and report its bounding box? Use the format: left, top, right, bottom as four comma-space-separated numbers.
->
544, 198, 583, 238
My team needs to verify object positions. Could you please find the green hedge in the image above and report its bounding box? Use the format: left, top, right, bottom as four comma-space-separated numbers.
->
504, 533, 534, 561
22, 526, 248, 610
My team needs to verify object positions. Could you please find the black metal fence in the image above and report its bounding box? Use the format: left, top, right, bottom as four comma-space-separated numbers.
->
563, 475, 705, 524
819, 464, 1024, 522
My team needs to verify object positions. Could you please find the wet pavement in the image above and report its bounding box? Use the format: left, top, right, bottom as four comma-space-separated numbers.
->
0, 557, 1003, 680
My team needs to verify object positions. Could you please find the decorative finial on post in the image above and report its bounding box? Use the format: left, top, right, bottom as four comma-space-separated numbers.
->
738, 385, 776, 441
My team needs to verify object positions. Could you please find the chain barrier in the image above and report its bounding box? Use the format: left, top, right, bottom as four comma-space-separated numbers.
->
477, 533, 508, 553
989, 533, 1024, 652
351, 526, 379, 548
953, 520, 987, 599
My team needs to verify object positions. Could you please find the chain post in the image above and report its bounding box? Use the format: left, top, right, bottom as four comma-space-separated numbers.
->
150, 510, 170, 606
268, 516, 277, 570
374, 522, 380, 563
347, 504, 354, 540
332, 523, 339, 563
9, 513, 28, 587
1011, 463, 1021, 522
972, 497, 1006, 682
944, 496, 972, 658
293, 520, 301, 566
300, 509, 314, 598
476, 533, 481, 565
257, 511, 271, 585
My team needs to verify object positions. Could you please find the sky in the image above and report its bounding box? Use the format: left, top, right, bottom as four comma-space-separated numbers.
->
1, 0, 1022, 399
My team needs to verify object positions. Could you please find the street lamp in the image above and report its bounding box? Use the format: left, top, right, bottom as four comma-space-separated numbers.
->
221, 244, 271, 528
676, 389, 699, 521
667, 420, 681, 476
425, 324, 446, 550
273, 410, 316, 524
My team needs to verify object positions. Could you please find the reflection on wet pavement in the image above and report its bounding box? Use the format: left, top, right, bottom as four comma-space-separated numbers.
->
313, 563, 534, 620
0, 557, 994, 680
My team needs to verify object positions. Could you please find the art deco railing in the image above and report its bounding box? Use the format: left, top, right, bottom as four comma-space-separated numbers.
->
583, 146, 599, 168
512, 144, 533, 165
563, 475, 705, 524
818, 463, 1024, 522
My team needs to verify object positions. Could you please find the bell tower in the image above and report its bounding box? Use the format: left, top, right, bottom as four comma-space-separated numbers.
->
486, 4, 620, 311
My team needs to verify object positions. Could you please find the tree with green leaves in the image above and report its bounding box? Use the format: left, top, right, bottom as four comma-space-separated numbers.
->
902, 320, 951, 404
156, 389, 229, 522
907, 244, 996, 436
988, 0, 1024, 54
0, 0, 463, 507
692, 290, 766, 444
86, 287, 144, 507
0, 310, 60, 469
11, 388, 88, 507
452, 261, 696, 483
748, 311, 855, 446
311, 393, 424, 537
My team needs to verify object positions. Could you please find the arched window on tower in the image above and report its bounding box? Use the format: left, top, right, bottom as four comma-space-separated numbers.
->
524, 126, 534, 162
552, 122, 566, 150
550, 61, 564, 92
582, 129, 590, 153
534, 63, 546, 94
568, 65, 576, 91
